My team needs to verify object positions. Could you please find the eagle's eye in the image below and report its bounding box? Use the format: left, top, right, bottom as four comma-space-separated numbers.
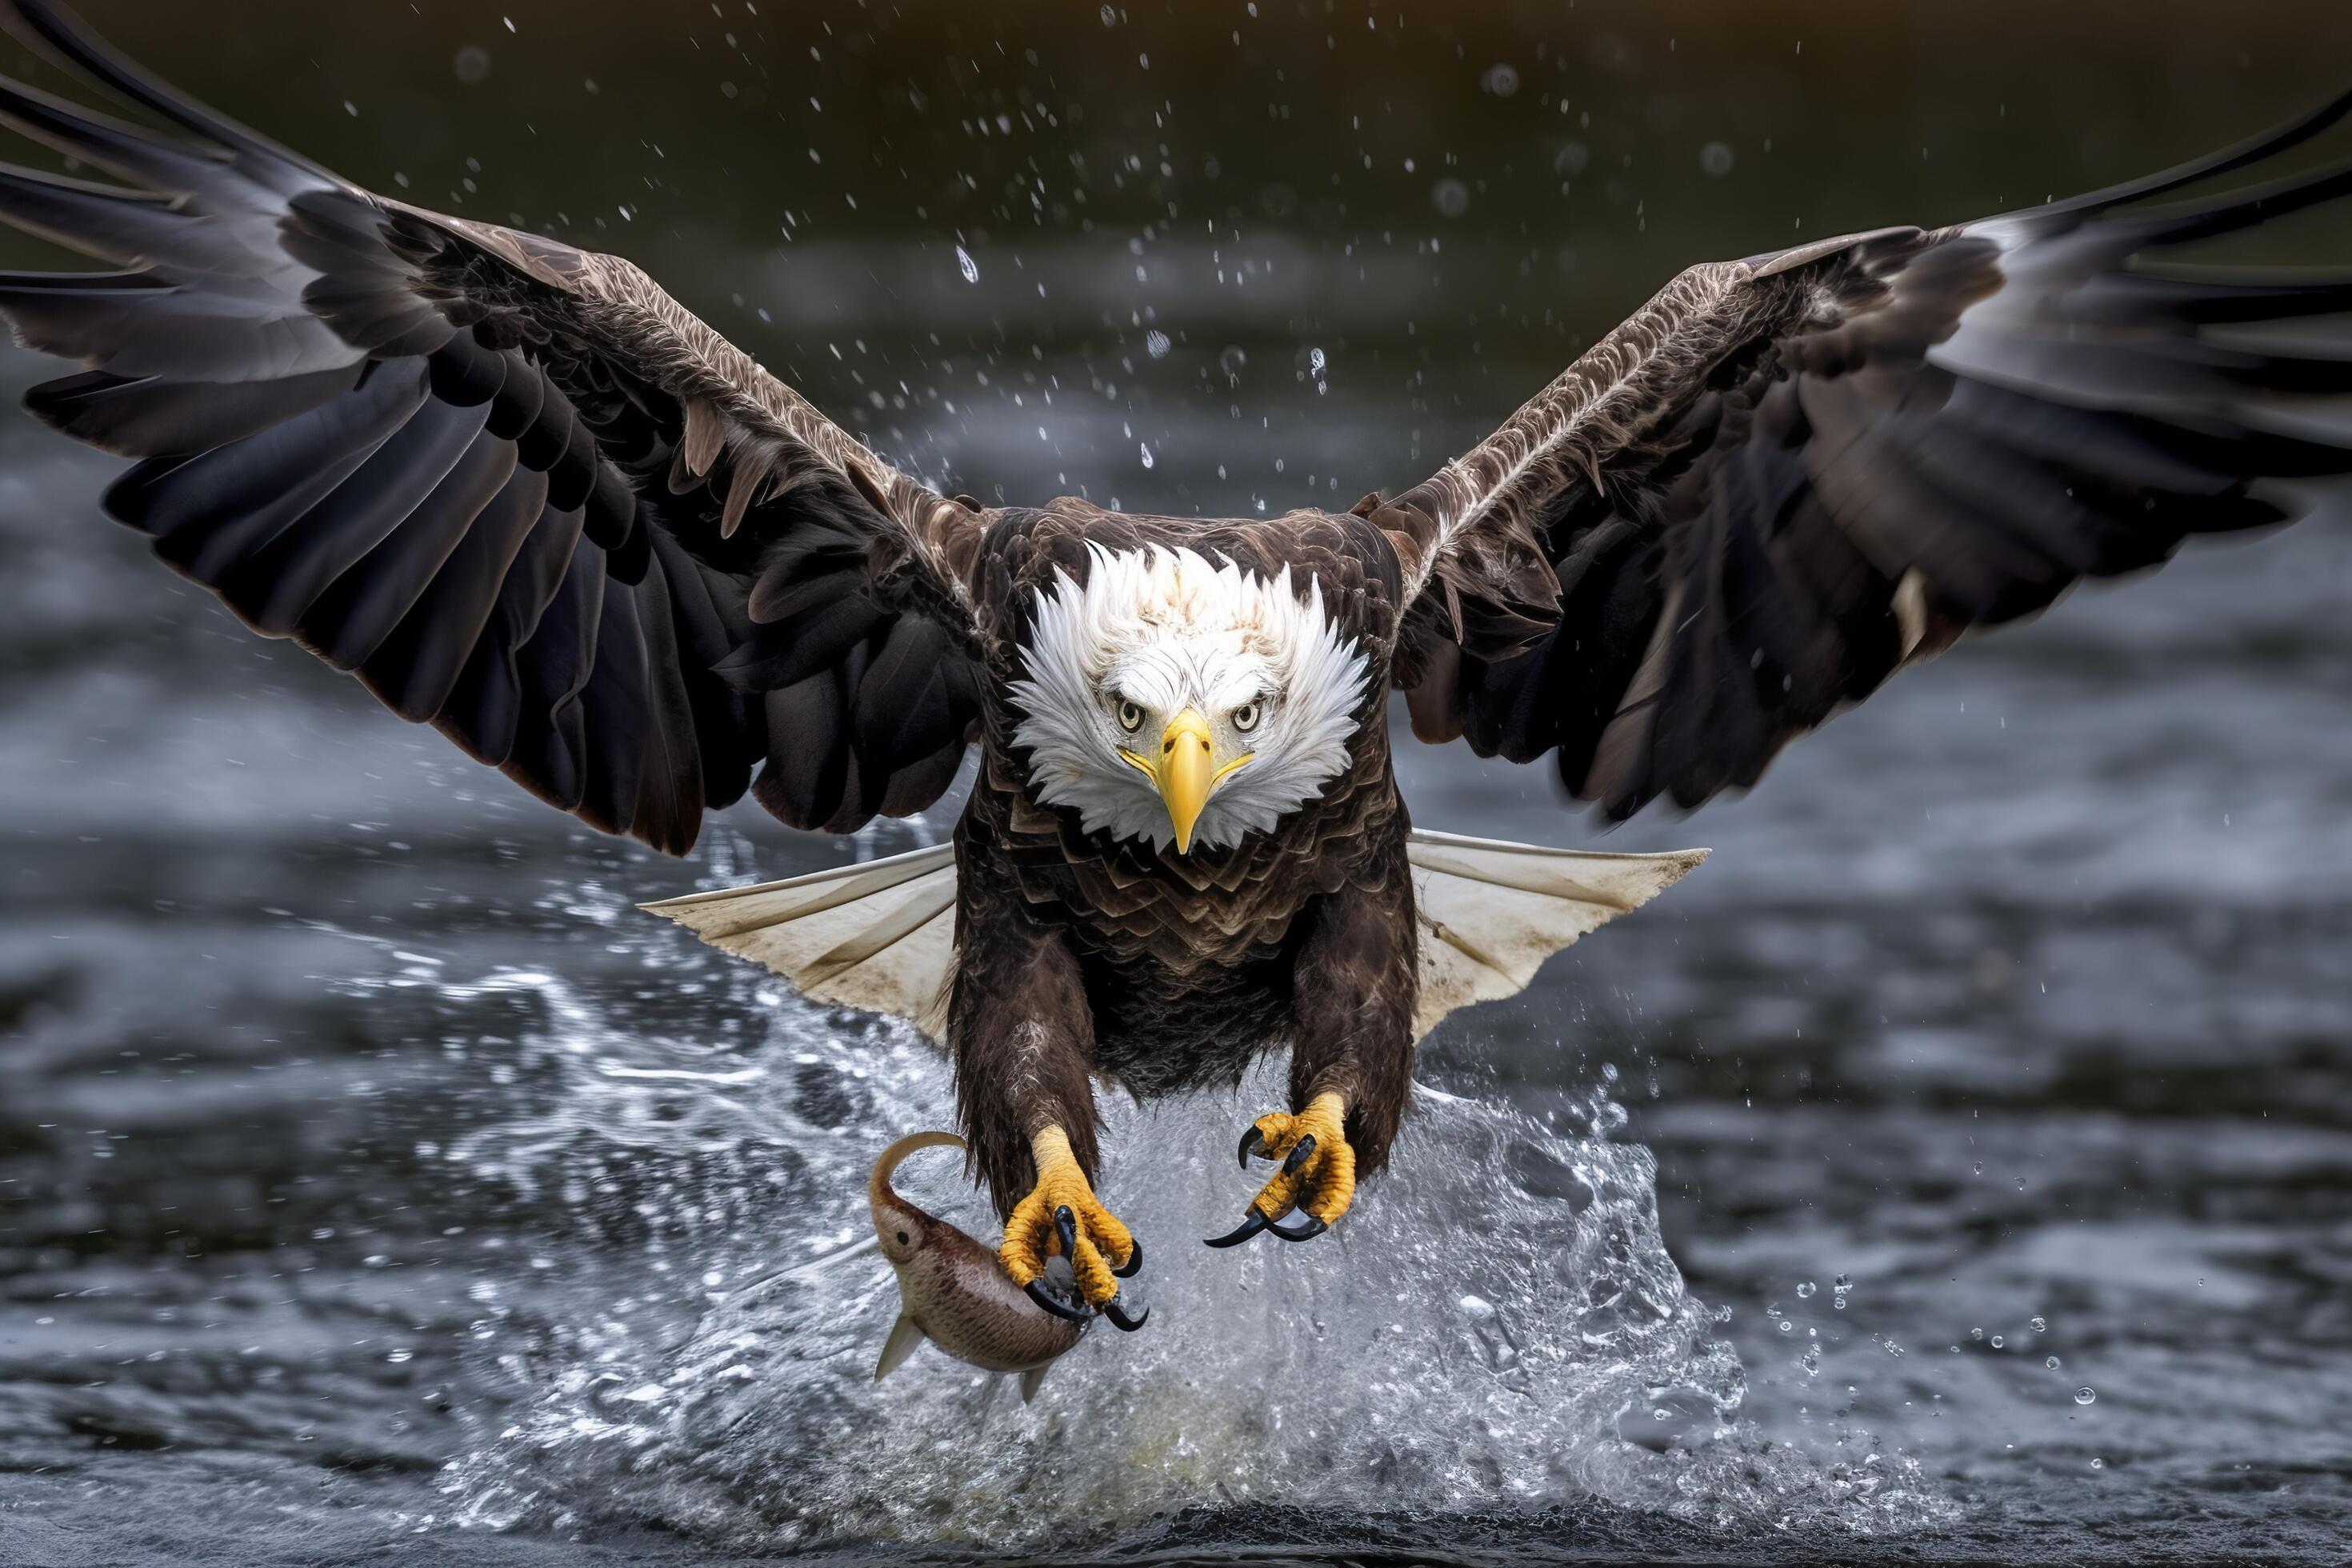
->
1116, 699, 1146, 733
1230, 700, 1262, 734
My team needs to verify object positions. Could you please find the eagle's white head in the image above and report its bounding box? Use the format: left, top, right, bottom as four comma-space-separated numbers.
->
1007, 545, 1372, 854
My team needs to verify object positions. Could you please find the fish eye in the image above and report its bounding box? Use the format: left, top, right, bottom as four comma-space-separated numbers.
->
1116, 699, 1146, 733
1231, 700, 1262, 733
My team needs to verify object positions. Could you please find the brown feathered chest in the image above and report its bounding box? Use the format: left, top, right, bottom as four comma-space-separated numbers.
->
950, 502, 1413, 1093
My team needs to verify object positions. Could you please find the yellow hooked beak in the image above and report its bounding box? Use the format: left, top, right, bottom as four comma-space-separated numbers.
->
1122, 708, 1251, 854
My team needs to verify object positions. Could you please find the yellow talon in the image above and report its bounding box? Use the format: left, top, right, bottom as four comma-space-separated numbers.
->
1242, 1090, 1357, 1228
997, 1126, 1136, 1307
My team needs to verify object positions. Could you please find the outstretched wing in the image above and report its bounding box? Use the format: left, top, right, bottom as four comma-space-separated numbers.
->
1376, 91, 2352, 819
0, 0, 988, 853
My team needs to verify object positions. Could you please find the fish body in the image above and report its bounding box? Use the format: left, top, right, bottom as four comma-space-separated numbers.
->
870, 1131, 1086, 1400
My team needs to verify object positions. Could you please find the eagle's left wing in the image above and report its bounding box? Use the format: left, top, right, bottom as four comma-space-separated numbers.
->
1374, 91, 2352, 819
0, 0, 990, 854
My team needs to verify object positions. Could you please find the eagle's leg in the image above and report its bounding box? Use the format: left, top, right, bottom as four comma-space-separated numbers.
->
1208, 842, 1418, 1248
949, 907, 1144, 1326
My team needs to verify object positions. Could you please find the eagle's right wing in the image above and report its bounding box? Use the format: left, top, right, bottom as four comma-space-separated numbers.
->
1376, 89, 2352, 821
0, 0, 990, 854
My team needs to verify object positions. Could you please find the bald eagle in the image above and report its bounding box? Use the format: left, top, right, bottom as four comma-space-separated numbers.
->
6, 1, 2349, 1328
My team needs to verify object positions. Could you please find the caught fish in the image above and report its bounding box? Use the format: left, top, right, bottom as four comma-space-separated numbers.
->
869, 1130, 1087, 1402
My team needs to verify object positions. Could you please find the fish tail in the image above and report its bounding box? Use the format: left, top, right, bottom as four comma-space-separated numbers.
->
870, 1129, 966, 1210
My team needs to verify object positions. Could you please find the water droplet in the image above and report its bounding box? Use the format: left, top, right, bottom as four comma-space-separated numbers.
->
386, 1348, 414, 1364
1145, 330, 1170, 359
1431, 178, 1470, 218
1554, 142, 1590, 177
453, 45, 491, 86
1698, 141, 1735, 177
1099, 3, 1117, 24
1971, 1327, 1986, 1341
954, 245, 978, 284
2075, 1386, 2096, 1405
1138, 442, 1154, 469
2015, 1176, 2028, 1191
2030, 1316, 2047, 1333
2046, 1355, 2061, 1369
1481, 63, 1520, 97
1218, 344, 1247, 379
1458, 1293, 1496, 1321
1778, 1320, 1794, 1333
1795, 1280, 1816, 1298
2090, 1457, 2106, 1470
1833, 1273, 1851, 1291
1990, 1335, 2005, 1349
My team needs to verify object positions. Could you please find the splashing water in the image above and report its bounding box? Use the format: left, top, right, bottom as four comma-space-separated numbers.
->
378, 878, 1950, 1552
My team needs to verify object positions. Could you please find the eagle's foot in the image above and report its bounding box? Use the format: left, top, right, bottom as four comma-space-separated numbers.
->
1204, 1090, 1355, 1248
998, 1126, 1147, 1330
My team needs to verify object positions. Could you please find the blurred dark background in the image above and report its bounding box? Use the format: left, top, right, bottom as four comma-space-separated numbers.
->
2, 2, 2349, 1563
10, 0, 2350, 505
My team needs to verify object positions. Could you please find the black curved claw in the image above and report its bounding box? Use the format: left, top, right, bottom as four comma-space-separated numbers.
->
1102, 1296, 1150, 1331
1238, 1125, 1266, 1168
1267, 1213, 1327, 1243
1282, 1134, 1318, 1176
1053, 1205, 1078, 1263
1112, 1235, 1143, 1278
1203, 1211, 1270, 1249
1025, 1278, 1093, 1323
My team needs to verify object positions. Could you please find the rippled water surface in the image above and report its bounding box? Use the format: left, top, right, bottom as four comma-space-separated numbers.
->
4, 2, 2352, 1563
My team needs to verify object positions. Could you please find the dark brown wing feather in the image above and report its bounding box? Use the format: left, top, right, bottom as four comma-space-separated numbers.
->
0, 0, 987, 852
1383, 90, 2352, 819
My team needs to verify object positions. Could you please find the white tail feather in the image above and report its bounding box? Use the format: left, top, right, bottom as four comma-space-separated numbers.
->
641, 842, 958, 1041
1399, 829, 1706, 1040
642, 830, 1706, 1046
